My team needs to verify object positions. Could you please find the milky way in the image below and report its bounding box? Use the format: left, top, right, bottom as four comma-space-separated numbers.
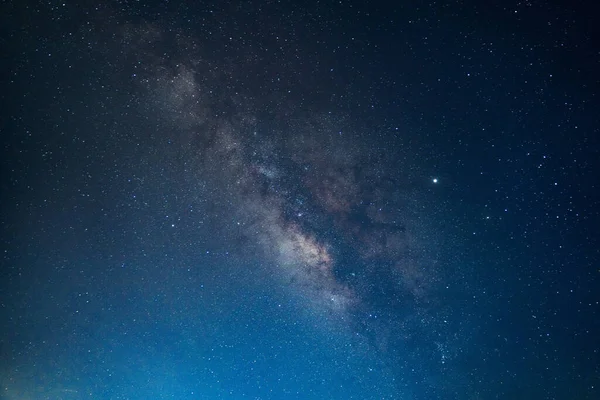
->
123, 21, 444, 316
5, 2, 597, 399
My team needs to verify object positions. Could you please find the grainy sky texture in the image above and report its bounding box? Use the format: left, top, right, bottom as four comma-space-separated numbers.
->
1, 1, 599, 399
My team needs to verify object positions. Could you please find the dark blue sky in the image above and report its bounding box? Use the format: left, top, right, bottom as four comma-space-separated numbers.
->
1, 1, 598, 399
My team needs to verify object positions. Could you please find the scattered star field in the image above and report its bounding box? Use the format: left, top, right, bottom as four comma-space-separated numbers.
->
1, 1, 599, 399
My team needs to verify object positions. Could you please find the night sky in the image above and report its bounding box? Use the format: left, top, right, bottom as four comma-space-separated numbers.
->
1, 1, 599, 399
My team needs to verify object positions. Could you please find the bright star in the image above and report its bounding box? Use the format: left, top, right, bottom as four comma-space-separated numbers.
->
432, 178, 438, 183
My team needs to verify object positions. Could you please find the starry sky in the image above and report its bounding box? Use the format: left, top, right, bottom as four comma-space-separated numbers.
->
1, 1, 599, 399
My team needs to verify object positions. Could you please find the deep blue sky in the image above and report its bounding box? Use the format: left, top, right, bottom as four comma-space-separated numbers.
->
1, 1, 599, 399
